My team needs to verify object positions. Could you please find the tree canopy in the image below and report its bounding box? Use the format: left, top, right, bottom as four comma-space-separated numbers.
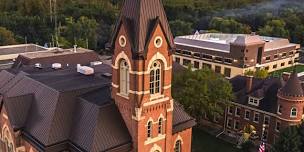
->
271, 125, 302, 152
0, 27, 16, 45
172, 67, 234, 120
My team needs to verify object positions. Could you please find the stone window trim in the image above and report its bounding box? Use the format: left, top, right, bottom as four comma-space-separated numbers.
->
244, 110, 250, 120
275, 121, 281, 132
277, 104, 282, 115
264, 115, 270, 125
119, 35, 127, 47
235, 107, 241, 117
290, 107, 298, 118
253, 112, 260, 124
154, 36, 163, 48
248, 96, 261, 106
119, 59, 130, 96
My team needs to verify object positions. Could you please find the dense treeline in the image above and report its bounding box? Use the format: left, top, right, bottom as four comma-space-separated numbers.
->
0, 0, 303, 52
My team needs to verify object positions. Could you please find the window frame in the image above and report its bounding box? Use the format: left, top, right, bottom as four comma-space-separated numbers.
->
290, 107, 297, 118
119, 60, 130, 96
174, 140, 182, 152
147, 121, 153, 138
150, 61, 162, 96
244, 110, 250, 120
253, 112, 260, 123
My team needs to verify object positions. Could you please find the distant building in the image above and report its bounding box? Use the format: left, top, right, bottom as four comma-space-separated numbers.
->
0, 44, 49, 69
12, 47, 101, 68
173, 33, 301, 78
204, 72, 304, 148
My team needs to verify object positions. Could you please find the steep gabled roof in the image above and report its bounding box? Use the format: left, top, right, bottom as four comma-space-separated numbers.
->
110, 0, 175, 57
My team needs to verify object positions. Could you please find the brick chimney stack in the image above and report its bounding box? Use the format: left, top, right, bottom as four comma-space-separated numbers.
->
246, 76, 253, 93
282, 72, 291, 81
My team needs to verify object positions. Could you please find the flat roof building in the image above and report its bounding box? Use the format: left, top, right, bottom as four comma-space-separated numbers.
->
0, 44, 50, 69
174, 33, 301, 78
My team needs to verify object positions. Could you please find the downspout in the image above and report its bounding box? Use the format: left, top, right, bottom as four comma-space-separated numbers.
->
216, 106, 227, 138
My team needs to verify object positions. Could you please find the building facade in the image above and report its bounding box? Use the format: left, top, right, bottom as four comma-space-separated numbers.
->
110, 0, 195, 151
205, 72, 304, 148
173, 33, 301, 78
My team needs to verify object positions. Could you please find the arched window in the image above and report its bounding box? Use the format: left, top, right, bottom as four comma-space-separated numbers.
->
174, 140, 182, 152
290, 107, 297, 117
158, 118, 163, 134
150, 61, 161, 95
147, 121, 152, 138
120, 60, 129, 95
8, 143, 13, 152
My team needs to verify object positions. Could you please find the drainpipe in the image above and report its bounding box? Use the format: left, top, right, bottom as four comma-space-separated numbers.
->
216, 106, 228, 138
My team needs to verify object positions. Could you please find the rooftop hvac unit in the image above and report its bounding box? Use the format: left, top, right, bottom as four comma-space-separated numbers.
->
35, 63, 42, 69
52, 63, 62, 69
90, 61, 103, 66
77, 66, 94, 75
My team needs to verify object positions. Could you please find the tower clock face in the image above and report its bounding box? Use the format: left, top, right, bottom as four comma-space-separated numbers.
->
119, 35, 127, 47
154, 36, 163, 48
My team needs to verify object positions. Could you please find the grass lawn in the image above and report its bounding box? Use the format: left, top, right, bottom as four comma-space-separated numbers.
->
270, 64, 304, 77
192, 128, 240, 152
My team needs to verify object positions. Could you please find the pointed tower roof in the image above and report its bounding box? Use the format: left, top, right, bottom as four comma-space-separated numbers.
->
110, 0, 175, 57
280, 71, 304, 97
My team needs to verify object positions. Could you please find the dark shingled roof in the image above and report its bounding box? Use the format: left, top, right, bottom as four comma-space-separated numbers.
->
0, 64, 133, 152
110, 0, 175, 57
230, 76, 283, 113
173, 102, 196, 134
280, 72, 304, 97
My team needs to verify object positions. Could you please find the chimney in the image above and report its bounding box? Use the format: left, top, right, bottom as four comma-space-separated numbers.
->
73, 45, 77, 53
246, 76, 253, 93
282, 72, 291, 81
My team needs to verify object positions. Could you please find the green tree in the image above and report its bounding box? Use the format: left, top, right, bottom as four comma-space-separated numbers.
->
209, 17, 251, 34
0, 27, 16, 46
258, 19, 290, 38
172, 67, 234, 121
244, 69, 268, 79
62, 16, 98, 49
271, 126, 302, 152
169, 19, 193, 36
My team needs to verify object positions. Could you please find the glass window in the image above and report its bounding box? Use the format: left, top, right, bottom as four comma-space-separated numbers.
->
227, 118, 233, 128
282, 53, 287, 57
175, 57, 180, 63
276, 121, 281, 132
274, 54, 278, 59
277, 105, 282, 114
202, 54, 213, 60
120, 60, 129, 95
224, 68, 231, 78
194, 61, 200, 69
182, 50, 191, 56
281, 62, 285, 67
147, 121, 152, 138
214, 57, 223, 62
273, 64, 277, 69
182, 59, 191, 66
158, 118, 163, 134
234, 120, 240, 130
254, 113, 260, 123
224, 58, 233, 64
265, 56, 271, 61
235, 107, 241, 117
174, 140, 182, 152
150, 61, 161, 95
194, 53, 200, 58
264, 116, 270, 125
203, 63, 211, 69
245, 110, 250, 120
228, 106, 233, 115
291, 107, 297, 117
215, 66, 221, 74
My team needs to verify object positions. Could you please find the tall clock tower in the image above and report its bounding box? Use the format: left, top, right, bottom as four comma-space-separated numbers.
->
110, 0, 176, 151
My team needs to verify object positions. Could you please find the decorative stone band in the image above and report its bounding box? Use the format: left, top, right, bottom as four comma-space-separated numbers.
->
144, 134, 166, 145
277, 94, 304, 102
231, 102, 303, 122
112, 65, 172, 75
112, 83, 172, 95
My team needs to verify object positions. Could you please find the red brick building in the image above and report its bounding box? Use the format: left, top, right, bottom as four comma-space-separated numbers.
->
0, 0, 195, 151
206, 72, 304, 148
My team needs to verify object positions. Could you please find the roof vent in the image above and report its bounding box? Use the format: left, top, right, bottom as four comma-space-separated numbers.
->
90, 61, 103, 66
52, 63, 62, 69
77, 65, 94, 75
35, 63, 42, 69
102, 73, 112, 77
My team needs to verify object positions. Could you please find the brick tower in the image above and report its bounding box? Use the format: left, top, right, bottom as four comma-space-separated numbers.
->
110, 0, 176, 151
277, 72, 304, 130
